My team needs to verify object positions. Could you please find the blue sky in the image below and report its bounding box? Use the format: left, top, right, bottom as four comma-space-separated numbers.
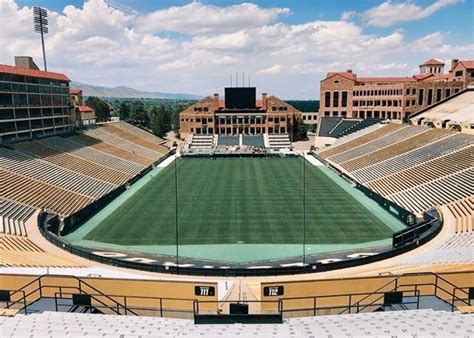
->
3, 0, 474, 98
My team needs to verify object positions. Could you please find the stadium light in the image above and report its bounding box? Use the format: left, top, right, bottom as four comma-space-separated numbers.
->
33, 6, 49, 71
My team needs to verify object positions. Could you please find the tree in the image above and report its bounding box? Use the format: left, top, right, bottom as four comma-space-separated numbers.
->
150, 104, 171, 137
84, 96, 110, 122
129, 100, 149, 125
292, 118, 307, 141
117, 101, 130, 121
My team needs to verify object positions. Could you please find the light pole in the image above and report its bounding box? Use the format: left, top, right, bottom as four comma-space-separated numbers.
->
33, 7, 49, 71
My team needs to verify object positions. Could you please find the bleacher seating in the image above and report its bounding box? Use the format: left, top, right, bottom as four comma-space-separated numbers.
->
70, 134, 152, 166
1, 198, 36, 236
352, 133, 472, 183
83, 127, 163, 160
1, 147, 116, 198
10, 141, 130, 186
317, 117, 382, 138
340, 128, 452, 172
217, 135, 240, 146
316, 123, 473, 215
268, 134, 291, 149
242, 135, 264, 147
446, 198, 473, 233
387, 168, 473, 215
318, 123, 401, 159
0, 310, 471, 337
39, 137, 144, 176
317, 117, 342, 137
0, 234, 82, 267
190, 135, 215, 149
330, 125, 424, 163
1, 122, 169, 218
367, 146, 473, 196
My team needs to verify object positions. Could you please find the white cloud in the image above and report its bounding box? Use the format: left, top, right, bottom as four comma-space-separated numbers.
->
135, 1, 290, 35
256, 64, 283, 75
340, 10, 356, 21
362, 0, 459, 27
0, 0, 471, 98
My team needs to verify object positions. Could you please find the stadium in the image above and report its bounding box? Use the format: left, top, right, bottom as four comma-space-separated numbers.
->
1, 11, 474, 338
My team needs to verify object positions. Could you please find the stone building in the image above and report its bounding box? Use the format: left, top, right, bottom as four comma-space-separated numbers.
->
179, 87, 302, 140
319, 58, 473, 121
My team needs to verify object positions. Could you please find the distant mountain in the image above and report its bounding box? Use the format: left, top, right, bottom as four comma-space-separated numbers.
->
70, 81, 202, 100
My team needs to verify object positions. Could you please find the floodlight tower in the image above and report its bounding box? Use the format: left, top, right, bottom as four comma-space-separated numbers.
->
33, 6, 49, 71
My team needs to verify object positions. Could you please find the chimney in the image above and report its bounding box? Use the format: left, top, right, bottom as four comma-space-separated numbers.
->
14, 56, 39, 70
262, 93, 267, 100
346, 69, 352, 73
213, 93, 219, 100
451, 59, 459, 71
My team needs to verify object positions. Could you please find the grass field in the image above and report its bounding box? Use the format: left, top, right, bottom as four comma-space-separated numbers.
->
84, 157, 398, 246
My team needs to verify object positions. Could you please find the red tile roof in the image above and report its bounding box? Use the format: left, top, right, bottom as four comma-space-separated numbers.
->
460, 60, 474, 69
420, 59, 444, 66
78, 105, 94, 112
325, 72, 357, 81
0, 64, 70, 82
357, 76, 416, 83
70, 88, 81, 95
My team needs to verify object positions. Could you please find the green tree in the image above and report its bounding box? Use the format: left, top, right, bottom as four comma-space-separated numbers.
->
84, 96, 110, 122
117, 101, 130, 121
292, 118, 307, 141
150, 104, 171, 137
129, 100, 149, 124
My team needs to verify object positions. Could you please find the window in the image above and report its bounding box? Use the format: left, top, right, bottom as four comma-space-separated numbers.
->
324, 91, 331, 107
436, 88, 442, 102
334, 80, 339, 84
446, 88, 451, 97
272, 106, 277, 111
412, 88, 416, 95
427, 89, 433, 105
341, 91, 347, 107
455, 71, 463, 77
324, 111, 330, 116
418, 89, 424, 106
341, 111, 347, 116
203, 107, 208, 112
333, 91, 339, 107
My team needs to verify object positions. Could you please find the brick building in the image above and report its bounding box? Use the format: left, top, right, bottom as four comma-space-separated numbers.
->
319, 58, 473, 121
70, 88, 96, 128
0, 56, 72, 144
179, 87, 302, 140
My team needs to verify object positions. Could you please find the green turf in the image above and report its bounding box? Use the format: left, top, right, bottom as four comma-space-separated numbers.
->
83, 157, 399, 246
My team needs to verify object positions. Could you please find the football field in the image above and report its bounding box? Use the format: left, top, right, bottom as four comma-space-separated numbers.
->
82, 157, 401, 246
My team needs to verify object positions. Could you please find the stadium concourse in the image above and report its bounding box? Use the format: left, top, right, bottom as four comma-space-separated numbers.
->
1, 118, 473, 336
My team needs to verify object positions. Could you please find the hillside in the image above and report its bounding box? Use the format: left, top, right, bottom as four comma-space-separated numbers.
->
70, 82, 202, 100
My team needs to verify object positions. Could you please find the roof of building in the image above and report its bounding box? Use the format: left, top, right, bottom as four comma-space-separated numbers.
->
78, 105, 94, 112
70, 88, 82, 95
420, 59, 445, 66
325, 71, 357, 81
411, 88, 474, 125
0, 64, 70, 82
459, 60, 474, 69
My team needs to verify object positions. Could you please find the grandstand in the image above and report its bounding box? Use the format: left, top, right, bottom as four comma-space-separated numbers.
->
317, 117, 382, 138
1, 100, 473, 335
316, 124, 473, 216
